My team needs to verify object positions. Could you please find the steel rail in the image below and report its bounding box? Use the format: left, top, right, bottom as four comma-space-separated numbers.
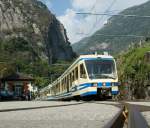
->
0, 102, 85, 112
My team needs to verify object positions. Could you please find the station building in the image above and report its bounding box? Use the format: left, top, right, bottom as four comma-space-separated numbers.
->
0, 73, 35, 100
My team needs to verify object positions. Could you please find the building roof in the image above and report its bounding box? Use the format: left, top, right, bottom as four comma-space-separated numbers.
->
1, 73, 34, 81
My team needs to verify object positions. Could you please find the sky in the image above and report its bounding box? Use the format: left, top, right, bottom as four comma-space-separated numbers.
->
40, 0, 149, 43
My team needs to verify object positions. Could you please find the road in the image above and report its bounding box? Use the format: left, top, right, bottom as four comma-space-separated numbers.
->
0, 101, 121, 128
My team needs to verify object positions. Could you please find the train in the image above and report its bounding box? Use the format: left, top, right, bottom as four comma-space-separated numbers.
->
40, 53, 119, 100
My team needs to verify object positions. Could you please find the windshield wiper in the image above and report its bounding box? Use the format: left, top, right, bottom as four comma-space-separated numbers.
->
89, 74, 116, 79
100, 74, 116, 79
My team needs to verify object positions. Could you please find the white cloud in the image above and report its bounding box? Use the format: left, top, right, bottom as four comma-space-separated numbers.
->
59, 9, 80, 42
72, 0, 97, 10
58, 0, 149, 43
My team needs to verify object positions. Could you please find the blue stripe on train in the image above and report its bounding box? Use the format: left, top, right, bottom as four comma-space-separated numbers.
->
48, 82, 119, 100
78, 82, 117, 90
111, 91, 119, 95
81, 91, 97, 97
65, 82, 118, 94
78, 83, 91, 90
97, 82, 112, 87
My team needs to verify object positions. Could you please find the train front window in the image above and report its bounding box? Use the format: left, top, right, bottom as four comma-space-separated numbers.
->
85, 59, 116, 79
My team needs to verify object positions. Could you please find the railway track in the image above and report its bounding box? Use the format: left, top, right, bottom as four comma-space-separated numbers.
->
0, 101, 85, 112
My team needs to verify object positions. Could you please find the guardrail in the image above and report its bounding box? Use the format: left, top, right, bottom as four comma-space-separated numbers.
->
128, 105, 149, 128
103, 103, 149, 128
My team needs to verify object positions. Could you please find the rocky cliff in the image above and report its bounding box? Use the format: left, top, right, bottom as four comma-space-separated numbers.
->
0, 0, 75, 64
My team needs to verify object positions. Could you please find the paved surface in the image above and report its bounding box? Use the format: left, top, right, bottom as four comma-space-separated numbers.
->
127, 102, 150, 106
99, 101, 120, 105
0, 101, 121, 128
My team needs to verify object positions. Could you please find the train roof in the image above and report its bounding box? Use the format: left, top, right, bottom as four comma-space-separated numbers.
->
78, 54, 114, 60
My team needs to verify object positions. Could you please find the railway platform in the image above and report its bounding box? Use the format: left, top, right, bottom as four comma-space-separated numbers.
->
0, 101, 150, 128
0, 101, 121, 128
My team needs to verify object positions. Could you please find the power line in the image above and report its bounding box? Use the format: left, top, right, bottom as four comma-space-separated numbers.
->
104, 10, 121, 13
79, 0, 98, 34
95, 0, 117, 25
76, 33, 147, 38
90, 0, 98, 12
78, 0, 118, 36
76, 12, 150, 18
89, 0, 117, 34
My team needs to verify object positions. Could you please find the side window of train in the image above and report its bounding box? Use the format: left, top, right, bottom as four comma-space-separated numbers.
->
62, 79, 64, 91
69, 73, 71, 82
75, 67, 78, 80
80, 64, 87, 78
65, 77, 67, 90
72, 70, 75, 82
59, 84, 60, 92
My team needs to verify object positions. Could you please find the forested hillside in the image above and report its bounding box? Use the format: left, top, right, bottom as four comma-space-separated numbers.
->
0, 0, 75, 88
117, 43, 150, 99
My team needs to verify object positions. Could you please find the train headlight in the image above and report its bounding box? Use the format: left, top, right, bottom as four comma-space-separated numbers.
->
103, 82, 106, 87
111, 83, 115, 86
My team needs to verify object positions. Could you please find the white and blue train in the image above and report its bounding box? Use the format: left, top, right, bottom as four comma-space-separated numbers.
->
40, 54, 119, 100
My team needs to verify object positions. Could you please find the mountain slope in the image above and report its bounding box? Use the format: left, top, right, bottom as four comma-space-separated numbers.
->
0, 0, 76, 81
0, 0, 75, 64
72, 1, 150, 54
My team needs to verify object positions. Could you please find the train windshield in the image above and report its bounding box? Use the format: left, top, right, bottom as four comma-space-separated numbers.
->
85, 59, 116, 79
